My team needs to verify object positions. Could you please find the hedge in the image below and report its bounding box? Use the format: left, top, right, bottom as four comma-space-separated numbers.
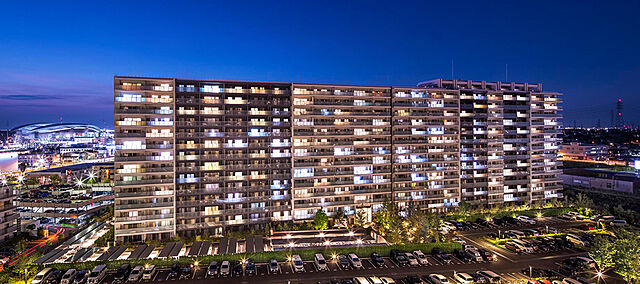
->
35, 242, 461, 271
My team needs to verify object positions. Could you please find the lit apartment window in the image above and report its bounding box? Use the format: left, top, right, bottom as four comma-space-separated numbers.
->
201, 85, 222, 93
116, 93, 144, 102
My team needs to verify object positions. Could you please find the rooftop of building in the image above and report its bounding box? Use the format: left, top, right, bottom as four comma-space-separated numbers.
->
114, 76, 554, 92
562, 168, 640, 182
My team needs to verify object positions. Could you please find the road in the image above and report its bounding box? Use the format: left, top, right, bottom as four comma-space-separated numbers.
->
6, 227, 65, 266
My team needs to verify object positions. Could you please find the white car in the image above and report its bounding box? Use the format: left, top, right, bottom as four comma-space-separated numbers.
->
428, 274, 450, 284
220, 261, 231, 276
353, 277, 371, 284
413, 250, 429, 265
453, 272, 475, 284
314, 253, 329, 271
518, 215, 536, 224
292, 255, 305, 272
368, 276, 384, 284
404, 252, 419, 266
348, 253, 363, 268
380, 277, 396, 284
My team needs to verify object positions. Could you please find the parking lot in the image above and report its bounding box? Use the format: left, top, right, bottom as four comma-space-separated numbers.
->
36, 216, 627, 284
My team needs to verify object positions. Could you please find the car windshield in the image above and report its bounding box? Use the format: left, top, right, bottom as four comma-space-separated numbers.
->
318, 259, 326, 264
62, 274, 71, 279
34, 275, 44, 280
352, 257, 360, 262
270, 262, 277, 266
89, 272, 99, 277
294, 260, 303, 265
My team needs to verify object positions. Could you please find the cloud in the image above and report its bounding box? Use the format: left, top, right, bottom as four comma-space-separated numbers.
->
2, 94, 63, 101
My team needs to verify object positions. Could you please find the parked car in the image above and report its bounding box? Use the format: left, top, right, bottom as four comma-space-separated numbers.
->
454, 272, 475, 284
370, 252, 384, 266
207, 261, 218, 276
314, 253, 329, 271
46, 270, 63, 284
87, 265, 107, 284
113, 264, 131, 282
348, 253, 363, 268
141, 265, 157, 281
432, 248, 452, 264
61, 269, 78, 284
610, 220, 628, 227
73, 270, 89, 284
269, 259, 279, 273
518, 215, 536, 224
245, 259, 256, 275
379, 277, 396, 284
127, 266, 143, 282
477, 271, 501, 283
413, 250, 429, 265
453, 249, 473, 262
168, 264, 181, 280
220, 261, 231, 276
337, 254, 350, 269
477, 248, 497, 262
390, 250, 409, 266
232, 260, 244, 276
404, 275, 422, 284
32, 268, 53, 284
404, 252, 419, 266
424, 273, 450, 284
292, 255, 305, 272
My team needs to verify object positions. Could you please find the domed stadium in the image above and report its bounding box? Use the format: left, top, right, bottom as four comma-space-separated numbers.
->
11, 122, 104, 143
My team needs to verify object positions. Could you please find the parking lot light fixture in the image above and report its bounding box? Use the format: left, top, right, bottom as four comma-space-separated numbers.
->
536, 212, 543, 218
318, 232, 325, 238
287, 256, 293, 262
347, 231, 355, 236
285, 234, 292, 239
324, 240, 330, 246
331, 253, 337, 260
194, 260, 199, 266
356, 238, 363, 244
288, 241, 295, 248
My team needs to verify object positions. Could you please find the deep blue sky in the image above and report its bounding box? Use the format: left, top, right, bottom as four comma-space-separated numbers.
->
1, 1, 639, 128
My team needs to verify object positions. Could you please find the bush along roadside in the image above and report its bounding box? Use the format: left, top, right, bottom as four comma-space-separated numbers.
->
33, 242, 461, 271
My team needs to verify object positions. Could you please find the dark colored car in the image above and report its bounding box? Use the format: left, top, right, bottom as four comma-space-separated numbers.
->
453, 249, 473, 262
73, 270, 88, 283
521, 267, 557, 278
432, 248, 452, 264
233, 261, 244, 276
114, 264, 131, 281
46, 270, 63, 284
390, 250, 408, 266
404, 275, 422, 284
337, 255, 350, 269
245, 259, 256, 275
168, 264, 181, 280
370, 252, 384, 266
477, 248, 497, 262
180, 266, 191, 279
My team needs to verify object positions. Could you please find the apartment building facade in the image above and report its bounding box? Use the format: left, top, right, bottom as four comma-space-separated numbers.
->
114, 76, 562, 243
0, 185, 18, 242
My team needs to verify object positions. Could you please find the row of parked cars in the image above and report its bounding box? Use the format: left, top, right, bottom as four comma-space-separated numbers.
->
522, 256, 597, 284
503, 232, 595, 254
31, 264, 159, 284
441, 215, 541, 233
402, 270, 502, 284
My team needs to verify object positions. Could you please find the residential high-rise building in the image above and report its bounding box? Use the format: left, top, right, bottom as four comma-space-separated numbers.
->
0, 185, 18, 242
114, 76, 562, 243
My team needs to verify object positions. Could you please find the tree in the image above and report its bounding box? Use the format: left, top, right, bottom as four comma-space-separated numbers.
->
612, 229, 640, 283
18, 162, 27, 173
333, 208, 347, 228
458, 201, 473, 219
354, 210, 368, 228
25, 177, 39, 186
574, 193, 594, 215
313, 209, 329, 230
48, 175, 62, 185
589, 235, 615, 272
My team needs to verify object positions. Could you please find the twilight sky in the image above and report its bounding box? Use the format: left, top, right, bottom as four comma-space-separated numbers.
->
0, 1, 639, 128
